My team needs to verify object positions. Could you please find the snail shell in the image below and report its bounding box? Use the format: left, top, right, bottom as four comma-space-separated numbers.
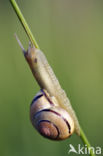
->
30, 90, 74, 140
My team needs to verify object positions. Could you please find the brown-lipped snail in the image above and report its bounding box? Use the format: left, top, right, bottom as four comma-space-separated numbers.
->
15, 35, 80, 140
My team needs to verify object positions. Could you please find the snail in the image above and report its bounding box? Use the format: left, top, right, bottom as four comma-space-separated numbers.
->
15, 35, 80, 140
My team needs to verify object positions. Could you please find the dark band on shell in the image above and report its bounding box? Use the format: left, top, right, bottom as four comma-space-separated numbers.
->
33, 109, 71, 134
31, 94, 43, 106
37, 120, 60, 139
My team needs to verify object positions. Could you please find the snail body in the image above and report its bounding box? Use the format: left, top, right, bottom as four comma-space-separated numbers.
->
16, 35, 80, 140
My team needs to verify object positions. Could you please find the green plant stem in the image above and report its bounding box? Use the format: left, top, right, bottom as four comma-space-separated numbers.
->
80, 127, 95, 156
10, 0, 39, 49
10, 1, 96, 156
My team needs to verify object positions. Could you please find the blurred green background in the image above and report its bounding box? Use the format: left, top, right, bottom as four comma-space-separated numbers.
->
0, 0, 103, 156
